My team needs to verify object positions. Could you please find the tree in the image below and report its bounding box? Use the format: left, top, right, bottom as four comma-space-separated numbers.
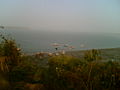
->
84, 49, 101, 62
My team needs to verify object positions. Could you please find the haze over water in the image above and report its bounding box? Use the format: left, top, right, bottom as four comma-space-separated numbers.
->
3, 29, 120, 53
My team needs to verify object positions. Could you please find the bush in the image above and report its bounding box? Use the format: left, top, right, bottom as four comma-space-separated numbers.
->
41, 55, 120, 90
84, 49, 101, 62
0, 34, 21, 72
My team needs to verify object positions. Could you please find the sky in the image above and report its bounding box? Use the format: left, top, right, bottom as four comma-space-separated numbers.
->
0, 0, 120, 33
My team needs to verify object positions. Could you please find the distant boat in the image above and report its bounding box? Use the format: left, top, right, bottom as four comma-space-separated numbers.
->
63, 44, 69, 47
51, 43, 60, 47
69, 46, 75, 49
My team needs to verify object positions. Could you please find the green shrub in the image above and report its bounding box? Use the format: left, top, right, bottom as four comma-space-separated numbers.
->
0, 34, 21, 72
84, 49, 101, 62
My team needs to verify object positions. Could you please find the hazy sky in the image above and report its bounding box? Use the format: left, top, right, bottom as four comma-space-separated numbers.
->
0, 0, 120, 32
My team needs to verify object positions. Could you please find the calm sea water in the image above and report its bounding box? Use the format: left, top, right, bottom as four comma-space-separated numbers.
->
3, 29, 120, 53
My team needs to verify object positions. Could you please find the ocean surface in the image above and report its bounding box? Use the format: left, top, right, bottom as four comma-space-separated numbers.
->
2, 29, 120, 53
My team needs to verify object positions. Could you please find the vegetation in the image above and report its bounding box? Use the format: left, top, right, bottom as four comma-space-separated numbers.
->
0, 34, 120, 90
84, 49, 101, 62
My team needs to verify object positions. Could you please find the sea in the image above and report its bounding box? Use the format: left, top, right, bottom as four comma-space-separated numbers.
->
1, 29, 120, 54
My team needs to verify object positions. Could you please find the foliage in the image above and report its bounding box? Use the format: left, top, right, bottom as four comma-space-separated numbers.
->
41, 55, 85, 90
4, 52, 120, 90
0, 34, 21, 72
0, 34, 22, 89
84, 49, 101, 62
41, 55, 120, 90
